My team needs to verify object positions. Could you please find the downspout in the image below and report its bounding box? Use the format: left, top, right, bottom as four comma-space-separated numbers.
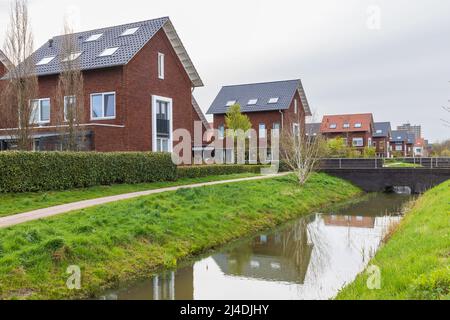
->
279, 110, 284, 129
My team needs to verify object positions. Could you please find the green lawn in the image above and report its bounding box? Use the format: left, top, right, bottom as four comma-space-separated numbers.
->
337, 179, 450, 300
0, 173, 259, 218
0, 173, 360, 299
383, 160, 422, 168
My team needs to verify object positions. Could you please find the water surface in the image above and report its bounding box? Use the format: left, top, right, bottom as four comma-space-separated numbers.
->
100, 193, 410, 300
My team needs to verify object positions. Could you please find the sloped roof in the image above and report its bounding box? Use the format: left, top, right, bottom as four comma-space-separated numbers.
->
0, 49, 12, 70
373, 122, 392, 137
321, 113, 374, 133
390, 130, 409, 142
305, 123, 321, 136
206, 79, 311, 116
192, 97, 210, 130
406, 133, 416, 144
2, 17, 203, 87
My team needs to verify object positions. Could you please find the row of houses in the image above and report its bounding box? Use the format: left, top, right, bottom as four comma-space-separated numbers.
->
306, 115, 428, 158
0, 16, 427, 159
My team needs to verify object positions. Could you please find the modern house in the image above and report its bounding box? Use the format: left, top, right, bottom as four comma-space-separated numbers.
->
389, 130, 409, 157
372, 122, 392, 158
0, 17, 209, 152
206, 79, 312, 161
414, 138, 427, 157
406, 133, 416, 157
320, 113, 374, 152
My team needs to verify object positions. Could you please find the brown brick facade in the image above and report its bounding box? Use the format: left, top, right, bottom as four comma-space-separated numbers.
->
0, 29, 202, 152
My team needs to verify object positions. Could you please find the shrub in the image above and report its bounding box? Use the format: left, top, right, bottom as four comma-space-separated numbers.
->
176, 164, 268, 179
410, 268, 450, 300
0, 152, 177, 193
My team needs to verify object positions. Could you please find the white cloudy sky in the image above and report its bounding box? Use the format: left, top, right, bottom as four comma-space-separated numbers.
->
1, 0, 449, 142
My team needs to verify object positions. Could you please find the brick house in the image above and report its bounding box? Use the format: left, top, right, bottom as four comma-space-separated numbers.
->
372, 122, 392, 158
206, 79, 312, 161
0, 50, 11, 78
320, 113, 374, 152
0, 17, 209, 152
389, 130, 409, 157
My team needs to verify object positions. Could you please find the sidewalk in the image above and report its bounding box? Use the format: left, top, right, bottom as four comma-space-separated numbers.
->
0, 172, 289, 229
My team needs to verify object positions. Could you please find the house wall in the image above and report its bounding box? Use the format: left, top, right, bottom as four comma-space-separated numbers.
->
373, 136, 390, 157
0, 29, 199, 152
0, 61, 7, 78
124, 28, 194, 151
389, 141, 407, 157
322, 131, 372, 149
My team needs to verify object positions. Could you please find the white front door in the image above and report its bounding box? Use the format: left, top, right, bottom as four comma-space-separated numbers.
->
152, 95, 173, 152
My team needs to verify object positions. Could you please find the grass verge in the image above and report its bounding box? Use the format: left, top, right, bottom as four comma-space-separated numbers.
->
336, 179, 450, 300
0, 173, 360, 299
0, 173, 259, 218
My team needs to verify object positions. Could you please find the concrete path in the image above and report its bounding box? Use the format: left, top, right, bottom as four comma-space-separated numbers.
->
0, 172, 290, 229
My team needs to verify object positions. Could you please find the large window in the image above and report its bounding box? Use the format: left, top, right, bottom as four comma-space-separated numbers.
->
30, 98, 50, 124
152, 95, 173, 153
218, 124, 225, 139
395, 145, 403, 151
158, 52, 165, 79
293, 123, 300, 136
91, 92, 116, 120
294, 99, 298, 114
64, 96, 76, 121
259, 123, 266, 139
352, 137, 364, 147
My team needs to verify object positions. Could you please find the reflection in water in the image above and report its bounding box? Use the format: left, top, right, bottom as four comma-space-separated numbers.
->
100, 193, 410, 300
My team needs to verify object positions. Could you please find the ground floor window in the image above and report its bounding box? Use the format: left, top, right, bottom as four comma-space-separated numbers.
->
395, 145, 403, 151
152, 95, 172, 152
352, 137, 364, 147
156, 138, 169, 152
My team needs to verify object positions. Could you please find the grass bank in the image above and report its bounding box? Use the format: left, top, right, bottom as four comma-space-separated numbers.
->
337, 179, 450, 300
0, 173, 360, 299
0, 173, 259, 218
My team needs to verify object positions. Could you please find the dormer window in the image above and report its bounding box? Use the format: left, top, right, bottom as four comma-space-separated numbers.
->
330, 124, 337, 129
248, 99, 258, 105
354, 123, 362, 128
376, 129, 382, 134
98, 47, 119, 57
226, 100, 236, 107
85, 33, 103, 42
121, 27, 139, 36
268, 97, 279, 104
36, 56, 55, 66
343, 123, 350, 128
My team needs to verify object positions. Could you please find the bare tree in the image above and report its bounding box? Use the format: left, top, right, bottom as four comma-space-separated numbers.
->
280, 115, 325, 185
0, 0, 38, 150
55, 20, 85, 151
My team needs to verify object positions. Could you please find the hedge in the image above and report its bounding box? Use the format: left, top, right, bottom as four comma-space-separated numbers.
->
176, 164, 268, 179
0, 152, 177, 193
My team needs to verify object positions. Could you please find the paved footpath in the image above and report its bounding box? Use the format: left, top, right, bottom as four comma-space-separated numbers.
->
0, 172, 290, 229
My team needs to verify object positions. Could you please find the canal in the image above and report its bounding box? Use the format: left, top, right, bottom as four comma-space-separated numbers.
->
99, 193, 412, 300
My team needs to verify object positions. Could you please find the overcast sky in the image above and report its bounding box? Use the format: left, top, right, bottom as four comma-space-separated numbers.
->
1, 0, 449, 142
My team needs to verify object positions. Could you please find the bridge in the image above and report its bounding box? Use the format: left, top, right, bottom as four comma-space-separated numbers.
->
319, 158, 450, 194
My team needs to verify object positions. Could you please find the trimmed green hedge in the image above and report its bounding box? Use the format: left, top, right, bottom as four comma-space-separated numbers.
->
0, 152, 177, 193
177, 164, 268, 179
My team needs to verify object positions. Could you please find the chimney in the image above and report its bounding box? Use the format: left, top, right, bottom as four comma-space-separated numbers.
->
48, 39, 54, 48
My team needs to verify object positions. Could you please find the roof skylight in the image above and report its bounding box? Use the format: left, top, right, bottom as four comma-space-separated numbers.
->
226, 100, 237, 107
376, 130, 382, 134
121, 27, 139, 36
330, 124, 337, 129
248, 99, 258, 105
268, 97, 279, 104
36, 56, 56, 66
98, 47, 119, 57
62, 52, 82, 62
85, 33, 103, 42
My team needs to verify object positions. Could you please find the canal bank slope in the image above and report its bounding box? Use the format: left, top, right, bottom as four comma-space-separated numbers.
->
337, 179, 450, 300
0, 173, 360, 300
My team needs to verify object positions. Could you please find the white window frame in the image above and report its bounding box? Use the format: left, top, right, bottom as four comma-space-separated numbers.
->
158, 52, 165, 80
329, 123, 337, 129
268, 97, 279, 104
343, 123, 350, 129
293, 123, 300, 136
294, 99, 298, 114
64, 95, 76, 122
30, 98, 51, 124
248, 99, 258, 105
90, 92, 116, 120
152, 95, 173, 152
352, 137, 364, 147
120, 27, 139, 36
354, 123, 362, 128
61, 52, 82, 62
395, 145, 403, 151
226, 100, 236, 107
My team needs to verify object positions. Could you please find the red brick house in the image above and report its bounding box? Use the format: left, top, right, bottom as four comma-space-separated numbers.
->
206, 79, 312, 160
389, 130, 409, 157
372, 122, 392, 158
320, 113, 374, 152
0, 17, 209, 152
